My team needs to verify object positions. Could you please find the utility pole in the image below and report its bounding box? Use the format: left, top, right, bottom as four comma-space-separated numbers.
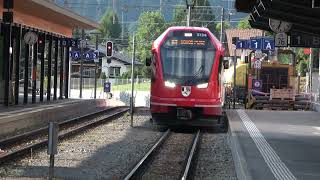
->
130, 33, 136, 127
112, 0, 116, 24
121, 9, 124, 41
220, 7, 225, 44
160, 0, 163, 15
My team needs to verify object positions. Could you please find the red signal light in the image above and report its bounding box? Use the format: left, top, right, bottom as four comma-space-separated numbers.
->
106, 41, 113, 57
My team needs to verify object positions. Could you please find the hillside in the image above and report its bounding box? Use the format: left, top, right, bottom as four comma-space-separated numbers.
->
54, 0, 247, 25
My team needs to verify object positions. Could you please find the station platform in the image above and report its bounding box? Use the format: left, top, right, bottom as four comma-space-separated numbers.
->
312, 102, 320, 112
0, 99, 109, 139
227, 109, 320, 180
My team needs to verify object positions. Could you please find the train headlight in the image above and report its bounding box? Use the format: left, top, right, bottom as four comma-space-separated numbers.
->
164, 81, 176, 88
196, 83, 208, 89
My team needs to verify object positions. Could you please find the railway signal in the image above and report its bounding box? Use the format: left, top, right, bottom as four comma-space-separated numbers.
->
106, 41, 113, 57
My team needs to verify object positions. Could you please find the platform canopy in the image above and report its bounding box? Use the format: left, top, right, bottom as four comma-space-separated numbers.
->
235, 0, 320, 35
0, 0, 99, 36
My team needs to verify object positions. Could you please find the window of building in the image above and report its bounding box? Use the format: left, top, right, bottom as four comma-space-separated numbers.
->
109, 67, 121, 78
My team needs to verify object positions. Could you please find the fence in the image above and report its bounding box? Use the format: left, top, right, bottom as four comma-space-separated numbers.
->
70, 78, 151, 90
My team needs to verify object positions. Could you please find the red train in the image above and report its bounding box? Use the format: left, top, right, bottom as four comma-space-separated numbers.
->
146, 26, 228, 127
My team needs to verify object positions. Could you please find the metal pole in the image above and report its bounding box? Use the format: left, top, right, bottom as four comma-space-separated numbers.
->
49, 154, 54, 180
160, 0, 163, 14
318, 50, 320, 100
298, 74, 300, 94
233, 48, 237, 109
130, 34, 135, 127
220, 7, 224, 43
94, 34, 98, 99
3, 23, 12, 106
309, 48, 313, 93
187, 5, 191, 27
79, 29, 84, 98
121, 10, 124, 41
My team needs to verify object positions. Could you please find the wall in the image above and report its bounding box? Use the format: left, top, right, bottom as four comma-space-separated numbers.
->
102, 57, 129, 77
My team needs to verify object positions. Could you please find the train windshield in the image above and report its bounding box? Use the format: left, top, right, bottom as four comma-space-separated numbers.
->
160, 31, 216, 85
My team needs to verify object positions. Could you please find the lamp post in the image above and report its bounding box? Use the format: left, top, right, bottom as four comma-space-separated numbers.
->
90, 32, 101, 99
186, 0, 195, 27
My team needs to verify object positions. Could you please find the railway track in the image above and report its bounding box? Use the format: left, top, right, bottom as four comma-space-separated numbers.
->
124, 129, 201, 180
0, 106, 129, 164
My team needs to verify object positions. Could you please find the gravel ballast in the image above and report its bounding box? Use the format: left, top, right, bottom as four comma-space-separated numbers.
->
142, 133, 194, 180
0, 111, 161, 179
194, 132, 237, 180
0, 109, 237, 180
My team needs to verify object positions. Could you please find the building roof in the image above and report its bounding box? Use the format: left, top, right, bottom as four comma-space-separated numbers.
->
225, 29, 264, 56
0, 0, 99, 36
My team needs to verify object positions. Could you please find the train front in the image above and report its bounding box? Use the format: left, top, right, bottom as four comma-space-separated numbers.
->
149, 27, 225, 126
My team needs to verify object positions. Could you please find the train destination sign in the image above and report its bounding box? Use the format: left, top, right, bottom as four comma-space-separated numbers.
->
165, 31, 211, 48
290, 32, 320, 48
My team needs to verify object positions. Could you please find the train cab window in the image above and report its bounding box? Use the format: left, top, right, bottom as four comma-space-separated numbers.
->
160, 31, 216, 85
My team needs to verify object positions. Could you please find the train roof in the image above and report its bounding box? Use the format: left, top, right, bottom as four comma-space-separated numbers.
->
152, 26, 223, 51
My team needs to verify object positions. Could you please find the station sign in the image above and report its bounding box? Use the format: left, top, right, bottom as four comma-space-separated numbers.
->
250, 38, 263, 50
253, 60, 262, 69
275, 33, 288, 47
84, 52, 98, 61
62, 39, 68, 47
79, 40, 87, 48
104, 82, 111, 93
70, 39, 79, 47
236, 37, 275, 51
70, 51, 98, 61
236, 39, 249, 49
253, 79, 262, 91
262, 38, 275, 50
70, 51, 80, 59
290, 32, 320, 48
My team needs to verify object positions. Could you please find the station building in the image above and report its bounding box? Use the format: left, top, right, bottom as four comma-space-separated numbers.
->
0, 0, 98, 106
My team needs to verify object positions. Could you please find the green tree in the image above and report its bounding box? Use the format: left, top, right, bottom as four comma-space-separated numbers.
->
128, 11, 167, 78
237, 16, 251, 29
215, 21, 231, 34
296, 48, 310, 76
172, 0, 217, 34
98, 10, 121, 42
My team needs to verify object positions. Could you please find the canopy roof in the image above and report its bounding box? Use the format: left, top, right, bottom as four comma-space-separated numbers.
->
235, 0, 320, 35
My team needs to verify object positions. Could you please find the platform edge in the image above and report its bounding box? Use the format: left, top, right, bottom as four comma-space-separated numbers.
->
226, 111, 253, 180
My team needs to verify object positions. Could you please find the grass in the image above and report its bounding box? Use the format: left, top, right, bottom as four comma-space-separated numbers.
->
98, 82, 151, 91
